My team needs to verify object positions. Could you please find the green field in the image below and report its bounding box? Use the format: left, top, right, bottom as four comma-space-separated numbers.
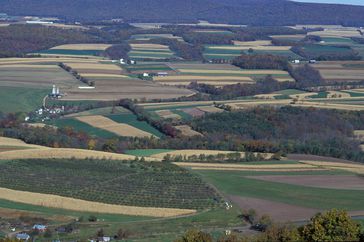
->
37, 49, 102, 56
0, 86, 48, 113
124, 149, 175, 156
274, 89, 307, 95
197, 170, 364, 210
49, 118, 117, 139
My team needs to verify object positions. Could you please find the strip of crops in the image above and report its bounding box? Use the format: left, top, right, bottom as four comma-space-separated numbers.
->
0, 159, 221, 210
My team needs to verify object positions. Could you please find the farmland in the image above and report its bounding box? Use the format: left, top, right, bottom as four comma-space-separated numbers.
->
0, 158, 221, 210
1, 20, 364, 241
192, 159, 364, 222
203, 41, 301, 60
153, 63, 294, 86
50, 108, 163, 138
128, 43, 177, 60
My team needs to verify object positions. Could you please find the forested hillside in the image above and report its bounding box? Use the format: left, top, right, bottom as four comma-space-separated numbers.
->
1, 0, 364, 25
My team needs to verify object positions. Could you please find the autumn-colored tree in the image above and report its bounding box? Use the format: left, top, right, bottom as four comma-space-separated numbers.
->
299, 209, 361, 242
175, 229, 213, 242
257, 224, 301, 242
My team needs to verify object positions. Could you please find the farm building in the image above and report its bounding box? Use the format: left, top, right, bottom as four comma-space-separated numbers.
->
32, 224, 47, 232
16, 233, 30, 241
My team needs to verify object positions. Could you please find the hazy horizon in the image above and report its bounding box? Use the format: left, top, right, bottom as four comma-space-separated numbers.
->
294, 0, 364, 5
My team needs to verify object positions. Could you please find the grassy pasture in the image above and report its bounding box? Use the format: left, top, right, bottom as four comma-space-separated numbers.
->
197, 169, 364, 211
125, 149, 175, 157
0, 86, 49, 113
37, 49, 103, 56
50, 118, 117, 139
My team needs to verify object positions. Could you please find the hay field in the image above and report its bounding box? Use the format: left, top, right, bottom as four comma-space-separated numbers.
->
156, 110, 181, 119
0, 148, 158, 161
300, 161, 364, 175
175, 125, 203, 137
175, 162, 318, 172
196, 106, 224, 113
0, 187, 195, 217
0, 57, 101, 65
0, 137, 46, 149
64, 62, 122, 71
76, 115, 156, 138
178, 69, 289, 75
233, 40, 273, 46
51, 44, 112, 50
168, 63, 294, 85
130, 43, 170, 50
309, 29, 362, 38
155, 75, 254, 81
207, 45, 291, 51
269, 35, 306, 41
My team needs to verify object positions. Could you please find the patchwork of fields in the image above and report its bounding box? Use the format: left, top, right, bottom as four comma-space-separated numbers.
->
203, 40, 301, 60
191, 159, 364, 221
50, 107, 163, 138
128, 43, 177, 60
153, 63, 294, 86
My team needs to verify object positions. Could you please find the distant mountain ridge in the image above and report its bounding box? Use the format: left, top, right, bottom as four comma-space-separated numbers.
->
1, 0, 364, 26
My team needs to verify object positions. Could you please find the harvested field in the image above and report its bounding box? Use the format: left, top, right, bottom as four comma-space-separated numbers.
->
228, 195, 320, 222
180, 108, 205, 118
175, 125, 203, 137
159, 81, 251, 86
0, 148, 155, 161
176, 162, 317, 171
64, 62, 122, 71
248, 175, 364, 190
300, 161, 364, 175
0, 187, 195, 217
155, 75, 254, 81
354, 130, 364, 141
51, 44, 112, 50
310, 29, 362, 38
177, 69, 289, 75
75, 115, 156, 138
155, 110, 181, 119
207, 45, 291, 51
0, 64, 79, 89
327, 91, 351, 98
130, 43, 170, 49
196, 106, 224, 113
80, 73, 129, 78
233, 40, 272, 46
0, 137, 47, 149
269, 34, 306, 40
254, 94, 281, 99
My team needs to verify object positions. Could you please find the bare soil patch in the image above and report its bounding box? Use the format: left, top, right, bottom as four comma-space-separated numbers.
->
228, 195, 321, 222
